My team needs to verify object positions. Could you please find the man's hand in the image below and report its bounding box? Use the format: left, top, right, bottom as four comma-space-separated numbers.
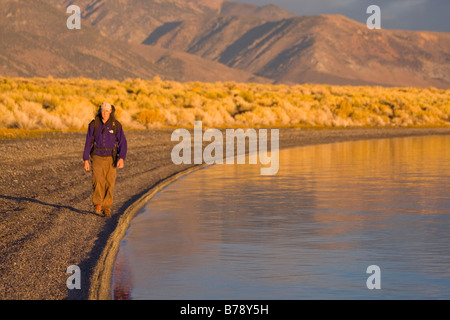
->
117, 158, 124, 169
84, 160, 90, 172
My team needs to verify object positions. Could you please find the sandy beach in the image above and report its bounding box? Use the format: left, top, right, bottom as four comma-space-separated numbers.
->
1, 127, 449, 300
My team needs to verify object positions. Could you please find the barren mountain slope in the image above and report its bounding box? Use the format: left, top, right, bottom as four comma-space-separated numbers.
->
0, 0, 271, 83
7, 0, 450, 87
148, 13, 450, 87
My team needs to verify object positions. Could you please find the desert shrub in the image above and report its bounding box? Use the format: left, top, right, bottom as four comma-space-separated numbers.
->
133, 109, 165, 128
0, 103, 15, 128
0, 76, 448, 131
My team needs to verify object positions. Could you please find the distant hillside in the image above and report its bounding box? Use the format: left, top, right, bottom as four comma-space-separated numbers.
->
0, 0, 270, 83
42, 0, 295, 43
0, 0, 158, 79
146, 14, 450, 88
220, 2, 296, 20
42, 0, 227, 44
4, 0, 450, 88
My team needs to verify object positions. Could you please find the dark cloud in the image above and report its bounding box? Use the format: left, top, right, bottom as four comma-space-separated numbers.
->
238, 0, 450, 32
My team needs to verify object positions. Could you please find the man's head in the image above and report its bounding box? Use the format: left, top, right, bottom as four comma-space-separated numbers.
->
100, 102, 112, 123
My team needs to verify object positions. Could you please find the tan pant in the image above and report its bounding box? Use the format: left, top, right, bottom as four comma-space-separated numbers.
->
91, 155, 117, 210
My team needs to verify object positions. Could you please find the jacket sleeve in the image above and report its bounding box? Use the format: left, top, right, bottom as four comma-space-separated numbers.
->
83, 123, 95, 161
116, 125, 128, 161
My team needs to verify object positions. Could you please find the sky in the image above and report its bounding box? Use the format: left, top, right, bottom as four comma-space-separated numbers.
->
238, 0, 450, 32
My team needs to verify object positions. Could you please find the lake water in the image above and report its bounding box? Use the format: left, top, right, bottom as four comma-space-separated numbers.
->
112, 135, 450, 300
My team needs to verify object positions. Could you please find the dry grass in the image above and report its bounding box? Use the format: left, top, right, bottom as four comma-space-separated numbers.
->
1, 76, 449, 135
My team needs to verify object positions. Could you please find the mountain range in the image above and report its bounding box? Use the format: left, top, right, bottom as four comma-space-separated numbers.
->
1, 0, 449, 88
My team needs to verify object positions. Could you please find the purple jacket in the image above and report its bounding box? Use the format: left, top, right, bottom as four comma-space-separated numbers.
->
83, 116, 127, 161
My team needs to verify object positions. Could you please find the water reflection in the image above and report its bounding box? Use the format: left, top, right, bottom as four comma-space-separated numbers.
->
113, 135, 450, 299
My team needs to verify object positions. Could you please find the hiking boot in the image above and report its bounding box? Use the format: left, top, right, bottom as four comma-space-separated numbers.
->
94, 205, 102, 215
104, 208, 112, 218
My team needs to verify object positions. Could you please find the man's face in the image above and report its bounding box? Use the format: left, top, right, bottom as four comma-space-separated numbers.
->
102, 110, 112, 122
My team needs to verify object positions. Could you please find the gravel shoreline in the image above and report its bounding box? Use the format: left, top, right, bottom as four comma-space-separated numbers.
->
1, 127, 449, 300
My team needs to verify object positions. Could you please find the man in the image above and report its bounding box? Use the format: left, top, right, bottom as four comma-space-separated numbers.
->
83, 102, 127, 218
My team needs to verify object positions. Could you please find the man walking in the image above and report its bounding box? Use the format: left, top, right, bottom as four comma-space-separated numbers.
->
83, 102, 127, 218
